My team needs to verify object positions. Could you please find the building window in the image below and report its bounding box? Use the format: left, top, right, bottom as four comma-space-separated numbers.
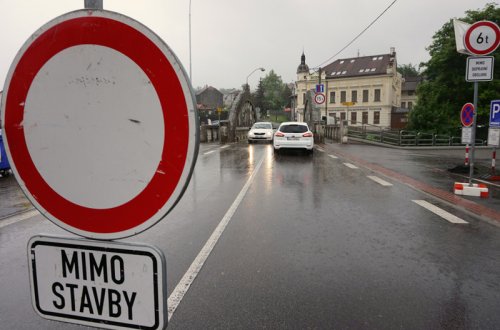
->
340, 91, 346, 103
401, 102, 406, 108
351, 111, 357, 125
329, 91, 336, 103
340, 112, 346, 121
362, 112, 368, 124
352, 90, 357, 103
303, 93, 306, 105
363, 90, 369, 102
374, 111, 380, 124
374, 89, 381, 102
408, 102, 413, 110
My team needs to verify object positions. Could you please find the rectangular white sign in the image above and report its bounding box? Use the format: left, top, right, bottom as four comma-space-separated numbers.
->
488, 128, 500, 147
466, 56, 494, 82
28, 236, 167, 330
462, 127, 472, 144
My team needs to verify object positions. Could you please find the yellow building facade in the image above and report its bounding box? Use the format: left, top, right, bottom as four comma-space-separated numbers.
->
295, 48, 402, 129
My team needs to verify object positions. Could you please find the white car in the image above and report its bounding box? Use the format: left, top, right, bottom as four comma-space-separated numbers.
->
273, 122, 314, 154
248, 122, 274, 143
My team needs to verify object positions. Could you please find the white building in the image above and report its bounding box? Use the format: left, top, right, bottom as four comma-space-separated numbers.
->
295, 48, 402, 129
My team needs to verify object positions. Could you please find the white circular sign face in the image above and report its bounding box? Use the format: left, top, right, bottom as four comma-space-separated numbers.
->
1, 10, 199, 239
314, 93, 326, 104
464, 20, 500, 55
26, 45, 164, 209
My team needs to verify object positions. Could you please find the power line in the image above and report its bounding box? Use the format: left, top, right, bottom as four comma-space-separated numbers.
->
314, 0, 399, 69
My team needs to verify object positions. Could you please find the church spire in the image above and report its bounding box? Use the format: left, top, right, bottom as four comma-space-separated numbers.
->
297, 51, 309, 74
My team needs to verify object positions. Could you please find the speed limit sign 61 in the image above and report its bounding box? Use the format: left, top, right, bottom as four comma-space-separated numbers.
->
464, 20, 500, 55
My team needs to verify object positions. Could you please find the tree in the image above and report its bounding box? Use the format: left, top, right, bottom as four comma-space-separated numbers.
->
281, 83, 293, 108
408, 3, 500, 135
261, 70, 287, 111
253, 79, 265, 111
397, 63, 420, 77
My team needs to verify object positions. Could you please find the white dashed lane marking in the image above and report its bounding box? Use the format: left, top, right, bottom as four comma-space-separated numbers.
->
343, 163, 358, 169
413, 200, 468, 224
367, 175, 393, 186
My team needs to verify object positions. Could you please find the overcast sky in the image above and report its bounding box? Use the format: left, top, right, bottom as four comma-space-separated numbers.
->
0, 0, 495, 91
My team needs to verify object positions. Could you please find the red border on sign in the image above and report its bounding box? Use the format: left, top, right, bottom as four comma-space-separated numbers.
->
4, 16, 189, 233
314, 93, 325, 104
464, 21, 500, 55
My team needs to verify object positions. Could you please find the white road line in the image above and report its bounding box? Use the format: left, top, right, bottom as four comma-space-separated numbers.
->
220, 145, 230, 150
203, 150, 215, 155
167, 156, 265, 321
328, 154, 338, 159
367, 175, 393, 186
413, 200, 468, 224
343, 163, 358, 169
0, 209, 40, 229
316, 148, 324, 152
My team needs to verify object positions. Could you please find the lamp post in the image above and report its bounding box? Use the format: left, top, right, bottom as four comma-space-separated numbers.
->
189, 0, 192, 82
84, 0, 103, 9
246, 67, 265, 90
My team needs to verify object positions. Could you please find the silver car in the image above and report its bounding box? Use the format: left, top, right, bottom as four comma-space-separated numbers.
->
273, 122, 314, 154
248, 122, 274, 143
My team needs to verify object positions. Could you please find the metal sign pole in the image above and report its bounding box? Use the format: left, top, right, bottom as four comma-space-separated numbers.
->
468, 81, 479, 185
84, 0, 103, 9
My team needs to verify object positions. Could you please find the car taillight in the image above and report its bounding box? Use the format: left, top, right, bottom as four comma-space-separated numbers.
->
303, 132, 313, 137
275, 132, 285, 137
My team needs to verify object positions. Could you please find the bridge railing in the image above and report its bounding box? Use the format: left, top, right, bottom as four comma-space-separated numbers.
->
346, 125, 487, 147
200, 124, 250, 143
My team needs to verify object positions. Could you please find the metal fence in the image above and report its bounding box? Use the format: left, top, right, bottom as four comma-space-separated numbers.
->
346, 124, 487, 147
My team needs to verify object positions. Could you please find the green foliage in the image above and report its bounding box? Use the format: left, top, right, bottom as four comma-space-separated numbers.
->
253, 79, 265, 110
408, 3, 500, 134
397, 63, 420, 77
253, 70, 290, 111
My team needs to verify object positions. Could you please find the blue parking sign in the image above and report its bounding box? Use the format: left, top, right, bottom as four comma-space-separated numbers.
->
491, 100, 500, 127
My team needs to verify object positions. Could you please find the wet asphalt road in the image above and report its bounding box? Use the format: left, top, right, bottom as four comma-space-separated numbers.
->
1, 142, 500, 329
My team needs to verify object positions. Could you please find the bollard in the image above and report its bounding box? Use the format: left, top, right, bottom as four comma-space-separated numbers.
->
492, 148, 496, 175
465, 144, 469, 166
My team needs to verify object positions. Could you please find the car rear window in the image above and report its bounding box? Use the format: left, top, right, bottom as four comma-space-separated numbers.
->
279, 124, 308, 133
254, 123, 273, 129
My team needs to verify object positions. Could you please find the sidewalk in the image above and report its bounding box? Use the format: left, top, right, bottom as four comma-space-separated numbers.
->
319, 142, 500, 226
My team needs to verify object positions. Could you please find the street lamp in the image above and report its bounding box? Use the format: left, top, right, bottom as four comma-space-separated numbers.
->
189, 0, 192, 81
246, 67, 265, 89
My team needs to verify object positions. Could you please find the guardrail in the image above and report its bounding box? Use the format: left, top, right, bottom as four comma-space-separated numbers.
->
346, 125, 487, 147
200, 125, 249, 143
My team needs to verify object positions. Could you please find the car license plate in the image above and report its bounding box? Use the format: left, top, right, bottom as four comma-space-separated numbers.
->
287, 137, 299, 141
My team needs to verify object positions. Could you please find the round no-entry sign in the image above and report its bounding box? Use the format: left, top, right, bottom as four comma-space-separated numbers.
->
1, 10, 199, 239
464, 20, 500, 55
461, 103, 475, 127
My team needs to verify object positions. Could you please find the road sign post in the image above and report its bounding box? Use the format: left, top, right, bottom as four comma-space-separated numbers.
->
1, 10, 198, 240
2, 9, 198, 329
28, 235, 167, 329
490, 100, 500, 127
461, 21, 499, 187
461, 103, 475, 127
464, 21, 500, 55
466, 56, 494, 82
314, 93, 326, 105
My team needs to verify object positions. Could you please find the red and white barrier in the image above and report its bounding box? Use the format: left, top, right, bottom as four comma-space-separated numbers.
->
454, 182, 489, 198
